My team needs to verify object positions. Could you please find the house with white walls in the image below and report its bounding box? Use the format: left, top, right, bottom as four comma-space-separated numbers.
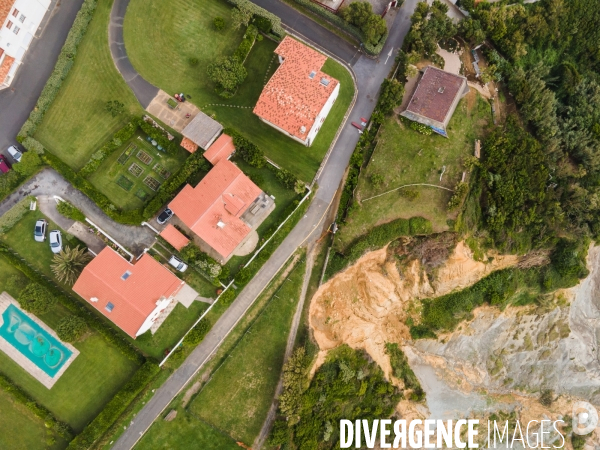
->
0, 0, 51, 89
253, 36, 340, 147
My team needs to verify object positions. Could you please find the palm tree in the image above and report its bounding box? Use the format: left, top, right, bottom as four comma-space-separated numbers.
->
52, 246, 92, 285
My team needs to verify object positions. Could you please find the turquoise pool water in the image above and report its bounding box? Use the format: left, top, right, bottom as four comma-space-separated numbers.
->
0, 304, 73, 377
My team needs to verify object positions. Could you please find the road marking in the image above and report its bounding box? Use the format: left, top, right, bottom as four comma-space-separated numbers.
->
385, 47, 394, 64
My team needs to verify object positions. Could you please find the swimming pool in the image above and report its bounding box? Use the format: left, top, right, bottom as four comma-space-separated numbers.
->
0, 304, 73, 377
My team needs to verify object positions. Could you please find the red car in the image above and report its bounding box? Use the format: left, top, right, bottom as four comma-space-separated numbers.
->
0, 156, 10, 174
351, 121, 364, 132
360, 117, 369, 126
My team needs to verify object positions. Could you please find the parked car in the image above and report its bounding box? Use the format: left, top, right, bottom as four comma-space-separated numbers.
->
351, 122, 364, 133
49, 230, 63, 254
7, 145, 22, 162
168, 255, 188, 272
0, 156, 10, 174
360, 117, 369, 126
34, 219, 48, 242
157, 208, 173, 225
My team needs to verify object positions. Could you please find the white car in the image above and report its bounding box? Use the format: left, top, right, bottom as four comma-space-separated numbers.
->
7, 145, 22, 162
34, 219, 47, 242
168, 255, 188, 272
49, 230, 63, 254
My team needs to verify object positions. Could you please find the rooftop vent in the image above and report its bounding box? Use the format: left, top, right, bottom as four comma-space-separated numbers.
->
300, 126, 306, 134
217, 220, 226, 229
438, 87, 445, 93
309, 71, 316, 79
105, 302, 115, 313
121, 270, 132, 281
320, 78, 330, 86
91, 297, 98, 303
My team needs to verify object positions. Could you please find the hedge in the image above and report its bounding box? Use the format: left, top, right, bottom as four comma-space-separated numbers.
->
234, 25, 259, 63
0, 244, 143, 362
0, 196, 35, 233
17, 0, 99, 141
292, 0, 388, 55
56, 199, 86, 222
138, 118, 179, 154
0, 370, 73, 440
326, 217, 433, 277
67, 361, 160, 449
226, 0, 285, 36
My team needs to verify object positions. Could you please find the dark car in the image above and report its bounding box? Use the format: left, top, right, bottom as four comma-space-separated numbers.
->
0, 156, 10, 174
157, 208, 173, 225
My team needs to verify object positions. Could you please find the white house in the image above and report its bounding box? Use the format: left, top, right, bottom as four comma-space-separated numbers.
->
0, 0, 51, 89
253, 36, 340, 147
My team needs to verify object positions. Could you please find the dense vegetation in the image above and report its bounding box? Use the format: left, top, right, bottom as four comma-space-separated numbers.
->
269, 346, 400, 449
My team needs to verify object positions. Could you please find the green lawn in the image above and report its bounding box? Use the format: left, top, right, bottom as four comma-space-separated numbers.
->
189, 257, 306, 444
0, 388, 67, 450
336, 91, 492, 251
131, 301, 209, 360
87, 130, 189, 211
35, 0, 144, 169
123, 0, 354, 181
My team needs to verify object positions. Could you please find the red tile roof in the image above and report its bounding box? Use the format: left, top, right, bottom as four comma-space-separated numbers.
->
203, 134, 235, 165
253, 36, 339, 142
72, 248, 184, 338
181, 137, 199, 153
0, 0, 15, 28
168, 160, 262, 259
0, 54, 14, 85
160, 224, 190, 251
405, 66, 466, 123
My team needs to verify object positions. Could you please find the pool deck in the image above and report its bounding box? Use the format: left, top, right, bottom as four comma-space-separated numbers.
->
0, 292, 79, 389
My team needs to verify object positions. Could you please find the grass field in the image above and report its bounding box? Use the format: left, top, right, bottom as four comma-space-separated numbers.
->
189, 257, 306, 444
35, 0, 144, 169
0, 388, 68, 450
335, 90, 491, 251
123, 0, 354, 181
87, 131, 189, 211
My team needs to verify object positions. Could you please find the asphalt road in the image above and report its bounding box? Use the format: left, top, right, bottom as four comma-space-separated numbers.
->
112, 0, 420, 448
0, 0, 85, 155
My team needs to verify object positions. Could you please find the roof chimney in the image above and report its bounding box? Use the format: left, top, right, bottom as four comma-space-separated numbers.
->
300, 126, 306, 134
438, 87, 445, 93
91, 297, 98, 303
217, 220, 226, 229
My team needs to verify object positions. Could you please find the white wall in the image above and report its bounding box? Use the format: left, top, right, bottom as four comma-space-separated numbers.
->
259, 117, 310, 146
306, 82, 340, 146
0, 0, 51, 88
135, 297, 173, 336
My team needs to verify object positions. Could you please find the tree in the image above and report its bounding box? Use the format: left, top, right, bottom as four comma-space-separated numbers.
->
18, 283, 56, 315
105, 100, 125, 117
363, 14, 387, 46
341, 1, 388, 45
51, 246, 92, 285
13, 151, 41, 176
56, 315, 87, 342
213, 17, 225, 31
231, 5, 253, 30
207, 57, 247, 95
377, 78, 404, 115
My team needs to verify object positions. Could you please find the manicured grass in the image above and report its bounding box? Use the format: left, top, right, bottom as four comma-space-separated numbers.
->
136, 408, 239, 450
0, 388, 67, 450
87, 131, 189, 211
35, 0, 144, 170
131, 301, 209, 360
123, 0, 354, 181
0, 256, 29, 297
336, 91, 491, 251
189, 257, 306, 444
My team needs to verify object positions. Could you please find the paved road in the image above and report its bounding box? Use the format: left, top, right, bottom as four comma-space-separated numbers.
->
112, 0, 419, 448
0, 168, 155, 255
0, 0, 85, 154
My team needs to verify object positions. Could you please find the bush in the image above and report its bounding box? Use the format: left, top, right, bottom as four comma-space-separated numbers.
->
179, 243, 225, 281
13, 152, 42, 177
0, 196, 35, 233
399, 188, 419, 201
213, 17, 225, 30
22, 137, 45, 154
208, 56, 248, 96
183, 318, 210, 346
409, 120, 433, 135
225, 128, 265, 167
56, 200, 86, 221
233, 25, 258, 63
385, 343, 425, 401
188, 57, 199, 66
225, 0, 284, 36
56, 315, 87, 342
409, 325, 437, 340
340, 1, 387, 46
409, 216, 433, 235
18, 282, 57, 314
67, 362, 160, 450
447, 181, 468, 210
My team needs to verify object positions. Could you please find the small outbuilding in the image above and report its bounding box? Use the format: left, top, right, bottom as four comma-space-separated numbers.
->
180, 111, 223, 153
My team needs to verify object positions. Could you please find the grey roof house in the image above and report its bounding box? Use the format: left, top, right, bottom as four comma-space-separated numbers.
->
180, 111, 223, 153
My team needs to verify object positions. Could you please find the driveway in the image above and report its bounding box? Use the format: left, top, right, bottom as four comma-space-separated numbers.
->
0, 168, 156, 255
0, 0, 85, 155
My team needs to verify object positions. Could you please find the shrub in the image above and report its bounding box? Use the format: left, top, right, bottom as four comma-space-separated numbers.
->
409, 120, 433, 135
225, 0, 284, 36
56, 200, 86, 221
18, 282, 57, 314
207, 56, 248, 96
105, 100, 125, 117
12, 152, 42, 177
22, 137, 45, 154
399, 188, 419, 201
0, 196, 35, 233
179, 242, 225, 281
340, 1, 387, 46
385, 343, 425, 401
447, 181, 468, 210
213, 17, 225, 31
184, 318, 210, 346
226, 128, 265, 167
409, 325, 437, 340
233, 25, 258, 63
57, 315, 87, 342
409, 216, 433, 235
370, 173, 384, 188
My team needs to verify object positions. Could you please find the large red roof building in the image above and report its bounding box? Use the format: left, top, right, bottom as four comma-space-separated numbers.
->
73, 248, 185, 338
253, 36, 340, 147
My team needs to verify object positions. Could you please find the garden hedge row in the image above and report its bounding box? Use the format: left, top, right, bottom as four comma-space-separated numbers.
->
0, 196, 35, 233
0, 244, 143, 362
0, 370, 73, 439
18, 0, 98, 141
234, 25, 259, 63
292, 0, 388, 55
67, 361, 160, 449
227, 0, 285, 36
325, 217, 432, 277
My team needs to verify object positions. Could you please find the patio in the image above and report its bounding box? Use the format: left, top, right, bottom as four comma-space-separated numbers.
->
145, 90, 200, 133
